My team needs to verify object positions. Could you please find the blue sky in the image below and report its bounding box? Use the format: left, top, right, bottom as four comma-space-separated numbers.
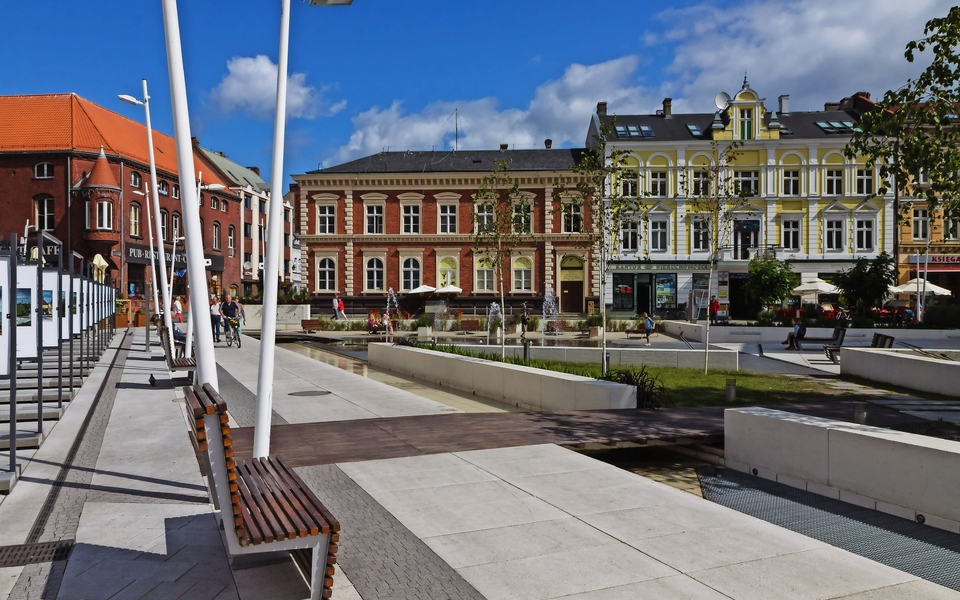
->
1, 0, 953, 191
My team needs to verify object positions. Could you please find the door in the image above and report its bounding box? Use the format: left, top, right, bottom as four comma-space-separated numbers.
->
561, 281, 584, 313
728, 276, 760, 319
636, 284, 651, 316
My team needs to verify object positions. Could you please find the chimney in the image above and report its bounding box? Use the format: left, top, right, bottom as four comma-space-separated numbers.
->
662, 98, 672, 118
499, 143, 509, 151
596, 101, 607, 117
778, 95, 790, 115
824, 101, 841, 111
247, 166, 261, 176
544, 139, 553, 149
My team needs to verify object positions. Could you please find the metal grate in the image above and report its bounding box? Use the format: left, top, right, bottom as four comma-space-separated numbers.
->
0, 540, 74, 567
698, 467, 960, 592
288, 390, 331, 397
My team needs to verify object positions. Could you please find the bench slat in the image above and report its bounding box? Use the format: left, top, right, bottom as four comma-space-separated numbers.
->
237, 460, 292, 542
234, 471, 267, 546
257, 457, 320, 537
270, 458, 332, 535
277, 456, 341, 533
250, 458, 310, 538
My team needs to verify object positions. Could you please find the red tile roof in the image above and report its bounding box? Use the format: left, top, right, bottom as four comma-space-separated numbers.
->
0, 93, 227, 187
84, 147, 120, 189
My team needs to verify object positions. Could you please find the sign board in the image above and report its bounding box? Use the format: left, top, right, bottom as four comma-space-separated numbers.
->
41, 270, 60, 348
0, 257, 8, 377
71, 276, 81, 334
16, 265, 38, 360
60, 274, 71, 341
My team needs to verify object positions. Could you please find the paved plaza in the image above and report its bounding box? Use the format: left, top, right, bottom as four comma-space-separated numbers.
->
0, 328, 957, 599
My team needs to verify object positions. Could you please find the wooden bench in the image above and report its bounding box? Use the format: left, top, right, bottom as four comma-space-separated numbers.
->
795, 327, 845, 351
367, 323, 386, 334
184, 383, 340, 599
158, 325, 196, 374
460, 318, 483, 334
301, 319, 321, 333
825, 331, 894, 364
625, 324, 657, 338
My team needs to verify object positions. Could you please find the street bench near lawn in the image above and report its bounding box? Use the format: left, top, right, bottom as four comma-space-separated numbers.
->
184, 383, 341, 599
825, 332, 894, 364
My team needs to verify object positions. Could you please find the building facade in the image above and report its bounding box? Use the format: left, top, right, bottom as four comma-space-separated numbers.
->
589, 83, 896, 319
290, 146, 597, 315
898, 199, 960, 300
0, 93, 242, 299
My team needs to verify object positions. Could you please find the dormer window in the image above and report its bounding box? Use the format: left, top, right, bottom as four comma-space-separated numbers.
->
34, 163, 54, 179
740, 109, 753, 140
686, 124, 703, 138
615, 124, 653, 138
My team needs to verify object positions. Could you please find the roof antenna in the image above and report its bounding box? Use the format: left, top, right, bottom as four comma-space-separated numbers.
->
455, 108, 459, 152
742, 72, 749, 89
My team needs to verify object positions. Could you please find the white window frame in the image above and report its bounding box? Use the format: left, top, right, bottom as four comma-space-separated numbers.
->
475, 203, 494, 233
691, 170, 709, 197
512, 202, 532, 234
316, 256, 337, 292
402, 257, 421, 291
855, 217, 875, 252
945, 210, 960, 241
825, 218, 845, 252
913, 208, 929, 241
649, 219, 669, 252
172, 213, 181, 241
856, 168, 874, 195
621, 172, 638, 198
650, 171, 668, 197
562, 203, 583, 233
34, 162, 53, 179
437, 256, 459, 288
316, 203, 336, 234
402, 204, 421, 234
129, 202, 141, 238
365, 256, 385, 292
511, 254, 534, 293
36, 195, 55, 231
172, 184, 180, 199
475, 257, 496, 293
735, 170, 759, 196
783, 170, 800, 196
96, 200, 113, 230
691, 217, 711, 252
160, 209, 169, 241
366, 204, 384, 234
438, 203, 458, 234
740, 108, 753, 140
228, 226, 236, 257
782, 218, 802, 251
620, 221, 639, 253
158, 180, 169, 196
213, 222, 222, 251
825, 169, 843, 195
130, 171, 142, 189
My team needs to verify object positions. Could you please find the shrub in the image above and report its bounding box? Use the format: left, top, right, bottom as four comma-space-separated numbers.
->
924, 305, 960, 329
414, 313, 432, 328
851, 315, 876, 329
756, 310, 776, 326
527, 315, 540, 331
601, 366, 670, 410
585, 314, 604, 327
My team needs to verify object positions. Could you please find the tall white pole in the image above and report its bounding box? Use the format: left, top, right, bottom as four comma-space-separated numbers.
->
254, 0, 292, 458
144, 186, 160, 323
160, 0, 218, 388
142, 79, 174, 350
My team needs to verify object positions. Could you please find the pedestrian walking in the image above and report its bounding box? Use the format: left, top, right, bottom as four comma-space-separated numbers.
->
337, 297, 347, 320
642, 312, 655, 346
520, 309, 529, 340
709, 295, 720, 325
209, 295, 221, 342
332, 296, 339, 319
173, 296, 183, 323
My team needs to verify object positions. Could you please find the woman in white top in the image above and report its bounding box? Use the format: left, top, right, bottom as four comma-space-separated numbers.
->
209, 296, 222, 342
173, 296, 183, 322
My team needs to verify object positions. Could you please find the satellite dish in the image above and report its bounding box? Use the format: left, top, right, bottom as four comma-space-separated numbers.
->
258, 263, 264, 271
243, 261, 252, 271
715, 92, 731, 110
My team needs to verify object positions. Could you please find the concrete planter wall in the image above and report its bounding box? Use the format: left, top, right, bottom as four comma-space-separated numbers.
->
726, 407, 960, 532
661, 320, 960, 344
455, 344, 738, 371
840, 348, 960, 397
241, 304, 311, 331
367, 343, 636, 411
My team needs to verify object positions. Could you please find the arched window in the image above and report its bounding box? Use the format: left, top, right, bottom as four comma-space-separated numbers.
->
172, 184, 180, 199
213, 222, 221, 250
160, 210, 169, 241
402, 258, 420, 290
227, 226, 236, 257
158, 180, 169, 195
513, 257, 532, 291
438, 257, 457, 287
317, 258, 335, 291
211, 196, 219, 210
366, 258, 384, 291
130, 171, 142, 188
34, 163, 54, 179
172, 213, 181, 241
130, 203, 142, 237
35, 195, 54, 231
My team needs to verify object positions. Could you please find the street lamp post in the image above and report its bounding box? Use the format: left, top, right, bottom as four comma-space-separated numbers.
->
254, 0, 353, 458
120, 80, 174, 352
133, 186, 160, 349
181, 174, 225, 359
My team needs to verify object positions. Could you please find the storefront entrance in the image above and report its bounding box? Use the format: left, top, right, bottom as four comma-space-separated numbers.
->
728, 273, 760, 319
560, 256, 585, 313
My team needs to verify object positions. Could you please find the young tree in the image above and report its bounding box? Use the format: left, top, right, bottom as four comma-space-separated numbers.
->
556, 120, 640, 374
745, 255, 796, 309
682, 141, 755, 373
847, 6, 960, 216
833, 252, 898, 316
472, 160, 530, 358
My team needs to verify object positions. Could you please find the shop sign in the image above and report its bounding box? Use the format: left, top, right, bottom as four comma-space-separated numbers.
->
908, 254, 960, 264
608, 262, 710, 271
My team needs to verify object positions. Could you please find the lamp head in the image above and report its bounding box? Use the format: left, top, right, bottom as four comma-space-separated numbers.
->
309, 0, 353, 4
205, 183, 227, 191
118, 94, 143, 106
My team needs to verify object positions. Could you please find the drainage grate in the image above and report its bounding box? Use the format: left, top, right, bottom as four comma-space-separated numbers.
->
698, 467, 960, 592
0, 540, 74, 567
288, 390, 331, 397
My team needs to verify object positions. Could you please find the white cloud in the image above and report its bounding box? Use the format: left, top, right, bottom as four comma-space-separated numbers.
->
330, 56, 659, 164
330, 0, 953, 165
210, 55, 345, 120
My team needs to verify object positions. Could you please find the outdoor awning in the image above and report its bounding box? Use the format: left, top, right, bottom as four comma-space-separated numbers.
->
792, 278, 838, 295
407, 285, 436, 295
890, 278, 953, 296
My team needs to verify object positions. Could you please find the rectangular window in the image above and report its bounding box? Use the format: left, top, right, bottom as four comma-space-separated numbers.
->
562, 204, 582, 233
826, 219, 844, 251
857, 169, 874, 195
211, 197, 219, 210
735, 170, 759, 195
650, 220, 668, 252
439, 204, 457, 233
228, 227, 235, 253
476, 259, 495, 292
36, 197, 55, 231
826, 169, 843, 195
913, 209, 929, 240
284, 208, 290, 222
244, 195, 252, 209
96, 201, 113, 230
213, 224, 222, 250
475, 204, 494, 233
740, 108, 753, 140
621, 174, 638, 197
283, 233, 290, 247
650, 171, 667, 197
284, 259, 289, 273
692, 171, 709, 196
692, 219, 710, 251
259, 200, 267, 214
513, 204, 532, 234
129, 204, 141, 237
782, 220, 801, 250
244, 223, 252, 238
783, 170, 800, 196
366, 205, 383, 234
620, 222, 638, 252
402, 204, 420, 234
172, 214, 181, 241
856, 219, 874, 251
317, 205, 335, 234
244, 252, 252, 265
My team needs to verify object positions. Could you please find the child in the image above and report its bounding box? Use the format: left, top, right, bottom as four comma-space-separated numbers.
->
643, 312, 655, 346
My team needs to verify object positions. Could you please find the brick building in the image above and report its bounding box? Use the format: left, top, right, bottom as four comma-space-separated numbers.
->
290, 145, 595, 315
0, 93, 241, 299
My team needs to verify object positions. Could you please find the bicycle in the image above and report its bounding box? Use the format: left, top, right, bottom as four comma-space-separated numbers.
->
225, 317, 242, 348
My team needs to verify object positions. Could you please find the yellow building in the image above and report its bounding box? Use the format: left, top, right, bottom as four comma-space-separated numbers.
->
587, 80, 895, 319
898, 198, 960, 300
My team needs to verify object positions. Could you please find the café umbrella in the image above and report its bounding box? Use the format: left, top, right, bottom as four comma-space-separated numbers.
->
890, 278, 953, 296
791, 278, 839, 295
407, 284, 436, 295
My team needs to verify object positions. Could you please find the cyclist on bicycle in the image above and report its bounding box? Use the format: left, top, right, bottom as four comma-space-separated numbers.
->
220, 293, 242, 342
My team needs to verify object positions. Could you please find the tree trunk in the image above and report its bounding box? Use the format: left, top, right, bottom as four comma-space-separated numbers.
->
704, 265, 715, 375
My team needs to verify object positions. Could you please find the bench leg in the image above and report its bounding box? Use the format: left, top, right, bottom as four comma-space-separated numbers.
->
310, 540, 326, 600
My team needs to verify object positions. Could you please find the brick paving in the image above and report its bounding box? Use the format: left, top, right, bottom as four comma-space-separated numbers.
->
296, 463, 485, 600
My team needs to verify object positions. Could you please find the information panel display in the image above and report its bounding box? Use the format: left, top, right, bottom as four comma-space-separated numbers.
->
41, 270, 60, 348
16, 265, 38, 360
0, 257, 9, 377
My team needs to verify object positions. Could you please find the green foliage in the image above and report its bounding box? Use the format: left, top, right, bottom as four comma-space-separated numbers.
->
601, 366, 670, 410
756, 310, 777, 327
833, 252, 897, 313
585, 314, 604, 327
846, 6, 960, 216
745, 255, 797, 306
414, 313, 432, 328
923, 305, 960, 328
527, 315, 540, 331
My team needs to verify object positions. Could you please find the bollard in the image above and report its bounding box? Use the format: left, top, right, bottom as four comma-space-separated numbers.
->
604, 352, 611, 373
726, 378, 736, 403
523, 341, 531, 361
853, 401, 868, 425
